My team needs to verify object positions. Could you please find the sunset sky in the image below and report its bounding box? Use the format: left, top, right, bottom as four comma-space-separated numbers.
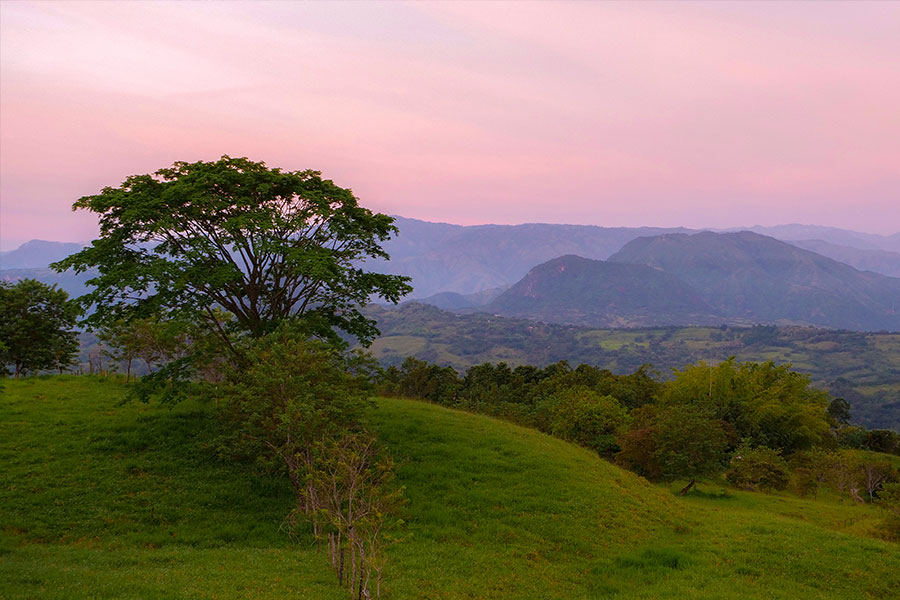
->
1, 0, 899, 250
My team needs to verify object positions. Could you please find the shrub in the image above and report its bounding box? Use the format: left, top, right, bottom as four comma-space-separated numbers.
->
725, 443, 790, 491
875, 482, 900, 542
547, 386, 630, 457
615, 426, 662, 481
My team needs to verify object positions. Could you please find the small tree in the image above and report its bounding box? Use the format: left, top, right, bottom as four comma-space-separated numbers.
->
302, 432, 404, 599
654, 404, 729, 494
0, 279, 80, 377
218, 327, 372, 483
875, 482, 900, 541
547, 386, 630, 457
615, 404, 728, 493
615, 426, 662, 481
217, 327, 401, 598
827, 450, 865, 502
826, 397, 851, 427
725, 442, 790, 491
864, 430, 900, 456
860, 460, 896, 502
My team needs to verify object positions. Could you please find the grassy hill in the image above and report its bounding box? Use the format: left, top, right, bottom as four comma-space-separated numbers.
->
2, 377, 898, 598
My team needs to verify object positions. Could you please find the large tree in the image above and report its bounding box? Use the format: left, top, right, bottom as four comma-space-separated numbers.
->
53, 156, 411, 352
0, 279, 80, 377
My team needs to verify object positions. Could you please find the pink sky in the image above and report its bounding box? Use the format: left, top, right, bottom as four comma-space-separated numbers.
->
1, 1, 899, 250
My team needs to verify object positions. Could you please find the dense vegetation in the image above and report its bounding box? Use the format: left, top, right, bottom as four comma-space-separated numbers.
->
378, 356, 900, 504
0, 279, 79, 377
363, 303, 900, 429
2, 377, 899, 599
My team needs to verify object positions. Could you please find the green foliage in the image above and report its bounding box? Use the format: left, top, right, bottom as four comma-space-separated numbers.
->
364, 303, 900, 430
53, 156, 411, 347
615, 425, 663, 480
826, 397, 851, 426
876, 482, 900, 541
662, 360, 830, 454
725, 443, 790, 491
835, 425, 867, 449
378, 357, 460, 404
0, 279, 80, 377
652, 404, 730, 485
864, 430, 900, 455
214, 326, 399, 597
546, 386, 630, 457
217, 327, 373, 474
300, 431, 405, 598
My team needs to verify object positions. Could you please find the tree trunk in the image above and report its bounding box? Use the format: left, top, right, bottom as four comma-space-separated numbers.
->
678, 479, 696, 496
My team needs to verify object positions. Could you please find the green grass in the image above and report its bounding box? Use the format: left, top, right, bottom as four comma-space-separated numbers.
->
2, 377, 899, 598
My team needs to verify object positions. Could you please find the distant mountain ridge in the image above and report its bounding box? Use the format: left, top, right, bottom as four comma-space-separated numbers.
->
368, 217, 695, 298
786, 239, 900, 278
0, 240, 84, 269
369, 218, 900, 298
608, 231, 900, 331
5, 221, 900, 331
730, 225, 900, 253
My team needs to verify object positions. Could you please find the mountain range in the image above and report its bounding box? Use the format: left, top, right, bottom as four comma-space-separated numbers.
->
371, 218, 900, 299
3, 219, 899, 332
484, 232, 900, 331
608, 232, 900, 330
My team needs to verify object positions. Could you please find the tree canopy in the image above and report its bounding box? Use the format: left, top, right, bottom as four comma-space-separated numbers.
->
53, 156, 411, 349
0, 279, 80, 377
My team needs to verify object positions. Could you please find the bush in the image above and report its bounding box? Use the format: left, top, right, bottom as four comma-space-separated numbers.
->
725, 443, 790, 491
875, 482, 900, 541
546, 386, 630, 457
615, 426, 662, 481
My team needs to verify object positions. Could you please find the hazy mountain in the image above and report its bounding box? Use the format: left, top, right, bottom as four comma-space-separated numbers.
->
0, 267, 95, 299
366, 218, 899, 299
609, 231, 900, 331
414, 286, 508, 310
0, 240, 83, 269
787, 239, 900, 278
729, 225, 900, 253
368, 217, 693, 298
413, 291, 479, 310
487, 255, 717, 327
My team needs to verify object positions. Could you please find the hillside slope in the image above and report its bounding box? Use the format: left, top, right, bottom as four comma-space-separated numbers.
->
2, 377, 898, 599
787, 239, 900, 278
487, 254, 718, 327
609, 231, 900, 331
